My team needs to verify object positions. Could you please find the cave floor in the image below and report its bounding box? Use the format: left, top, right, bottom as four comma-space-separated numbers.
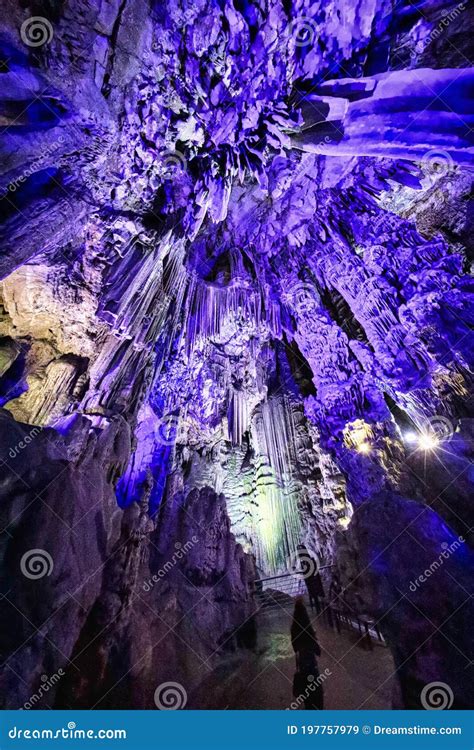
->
189, 602, 394, 709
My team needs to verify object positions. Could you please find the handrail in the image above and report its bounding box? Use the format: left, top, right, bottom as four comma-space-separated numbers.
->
254, 564, 334, 585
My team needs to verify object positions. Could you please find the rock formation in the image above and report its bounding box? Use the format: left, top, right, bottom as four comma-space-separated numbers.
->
0, 0, 473, 709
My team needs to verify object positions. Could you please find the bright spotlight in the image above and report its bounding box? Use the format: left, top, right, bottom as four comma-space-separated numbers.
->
357, 442, 371, 454
404, 430, 418, 444
418, 433, 440, 451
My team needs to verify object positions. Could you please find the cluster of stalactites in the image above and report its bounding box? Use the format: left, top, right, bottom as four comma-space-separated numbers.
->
223, 398, 303, 575
184, 274, 282, 355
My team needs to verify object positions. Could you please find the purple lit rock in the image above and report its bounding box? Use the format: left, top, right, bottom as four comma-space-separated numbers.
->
0, 0, 473, 710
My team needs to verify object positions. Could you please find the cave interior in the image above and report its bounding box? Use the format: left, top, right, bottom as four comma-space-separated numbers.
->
0, 0, 473, 711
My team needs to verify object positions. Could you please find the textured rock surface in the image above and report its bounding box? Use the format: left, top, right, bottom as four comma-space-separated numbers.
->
0, 0, 473, 709
0, 411, 254, 708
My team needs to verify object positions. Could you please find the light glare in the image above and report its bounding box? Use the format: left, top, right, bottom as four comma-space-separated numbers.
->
418, 433, 440, 451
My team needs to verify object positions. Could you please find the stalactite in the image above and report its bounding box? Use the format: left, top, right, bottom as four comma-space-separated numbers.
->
185, 275, 282, 355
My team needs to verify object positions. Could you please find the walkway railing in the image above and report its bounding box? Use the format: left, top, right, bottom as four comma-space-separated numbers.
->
252, 565, 334, 608
254, 564, 334, 593
252, 568, 385, 650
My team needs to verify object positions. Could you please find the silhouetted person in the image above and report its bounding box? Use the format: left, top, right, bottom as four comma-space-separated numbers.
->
329, 573, 343, 602
297, 545, 325, 614
327, 572, 344, 630
236, 614, 257, 651
290, 598, 323, 709
307, 570, 325, 614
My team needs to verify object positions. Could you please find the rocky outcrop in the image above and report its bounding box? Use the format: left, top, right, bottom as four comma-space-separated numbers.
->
0, 0, 473, 710
337, 486, 474, 709
0, 410, 255, 708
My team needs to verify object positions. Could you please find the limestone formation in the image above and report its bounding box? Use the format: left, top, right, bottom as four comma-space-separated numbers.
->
0, 0, 473, 709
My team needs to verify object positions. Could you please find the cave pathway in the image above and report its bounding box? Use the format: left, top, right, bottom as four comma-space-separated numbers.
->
189, 597, 395, 709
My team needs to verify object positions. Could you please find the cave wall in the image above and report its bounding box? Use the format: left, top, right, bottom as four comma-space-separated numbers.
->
0, 409, 255, 708
0, 0, 473, 708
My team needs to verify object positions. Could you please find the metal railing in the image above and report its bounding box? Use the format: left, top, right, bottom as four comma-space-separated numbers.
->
253, 565, 334, 610
254, 564, 334, 591
252, 568, 386, 648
